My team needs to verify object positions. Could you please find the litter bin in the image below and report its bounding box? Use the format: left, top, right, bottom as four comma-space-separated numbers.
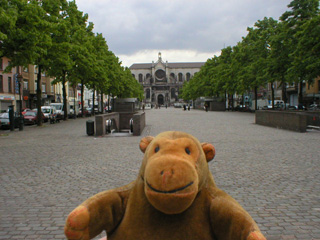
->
86, 120, 94, 136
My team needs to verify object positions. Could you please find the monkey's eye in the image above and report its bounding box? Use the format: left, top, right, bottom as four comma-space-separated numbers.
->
185, 147, 191, 155
155, 146, 160, 153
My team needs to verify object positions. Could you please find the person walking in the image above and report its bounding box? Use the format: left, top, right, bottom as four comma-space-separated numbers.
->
204, 103, 208, 112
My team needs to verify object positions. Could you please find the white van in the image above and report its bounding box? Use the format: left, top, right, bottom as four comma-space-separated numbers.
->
50, 102, 70, 119
41, 106, 57, 123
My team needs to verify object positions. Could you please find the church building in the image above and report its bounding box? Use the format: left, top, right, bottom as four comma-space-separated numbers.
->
129, 52, 205, 106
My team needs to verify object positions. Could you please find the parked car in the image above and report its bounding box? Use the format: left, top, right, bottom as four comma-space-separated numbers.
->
174, 103, 183, 108
78, 107, 92, 117
32, 108, 49, 122
144, 103, 151, 110
308, 104, 320, 111
288, 104, 306, 110
104, 106, 112, 112
0, 112, 21, 130
23, 110, 45, 125
41, 106, 58, 123
21, 108, 31, 115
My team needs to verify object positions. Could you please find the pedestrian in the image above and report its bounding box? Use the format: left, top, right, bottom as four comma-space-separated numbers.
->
188, 105, 190, 111
205, 103, 208, 112
142, 103, 145, 112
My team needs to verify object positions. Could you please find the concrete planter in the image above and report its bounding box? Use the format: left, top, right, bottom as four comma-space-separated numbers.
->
255, 110, 307, 132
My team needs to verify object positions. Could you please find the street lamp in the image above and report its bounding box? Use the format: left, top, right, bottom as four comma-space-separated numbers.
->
17, 74, 24, 131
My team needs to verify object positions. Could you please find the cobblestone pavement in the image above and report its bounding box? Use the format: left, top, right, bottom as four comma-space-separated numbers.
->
0, 108, 319, 240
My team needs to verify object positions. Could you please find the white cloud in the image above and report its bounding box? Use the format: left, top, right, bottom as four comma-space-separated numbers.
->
74, 0, 291, 65
118, 49, 221, 68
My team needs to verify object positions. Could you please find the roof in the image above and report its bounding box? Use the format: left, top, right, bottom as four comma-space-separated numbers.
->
129, 62, 205, 69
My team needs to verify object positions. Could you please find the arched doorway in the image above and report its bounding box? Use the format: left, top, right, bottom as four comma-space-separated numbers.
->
157, 94, 164, 105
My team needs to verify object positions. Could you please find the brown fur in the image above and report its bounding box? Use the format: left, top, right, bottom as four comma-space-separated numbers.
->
65, 131, 266, 240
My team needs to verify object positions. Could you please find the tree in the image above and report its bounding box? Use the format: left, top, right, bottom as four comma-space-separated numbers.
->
291, 14, 320, 84
241, 17, 278, 109
1, 0, 53, 126
280, 0, 319, 103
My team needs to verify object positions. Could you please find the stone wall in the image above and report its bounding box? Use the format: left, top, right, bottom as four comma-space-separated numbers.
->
95, 112, 120, 136
95, 111, 145, 136
303, 111, 320, 127
210, 102, 226, 111
119, 112, 134, 130
133, 112, 145, 136
255, 110, 307, 132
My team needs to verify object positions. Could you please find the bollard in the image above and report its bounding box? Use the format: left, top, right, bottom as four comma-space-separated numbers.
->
19, 116, 24, 131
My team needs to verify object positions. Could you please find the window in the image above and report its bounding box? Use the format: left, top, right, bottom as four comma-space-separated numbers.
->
8, 77, 12, 93
0, 58, 3, 70
35, 80, 37, 90
0, 75, 3, 92
139, 74, 143, 83
7, 61, 11, 72
146, 89, 150, 99
186, 73, 191, 81
51, 85, 54, 93
42, 83, 46, 93
171, 88, 176, 98
178, 73, 183, 82
318, 80, 320, 92
23, 80, 28, 90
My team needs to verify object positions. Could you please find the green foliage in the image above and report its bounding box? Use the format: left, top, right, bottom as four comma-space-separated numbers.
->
182, 0, 319, 103
292, 14, 320, 82
1, 0, 143, 119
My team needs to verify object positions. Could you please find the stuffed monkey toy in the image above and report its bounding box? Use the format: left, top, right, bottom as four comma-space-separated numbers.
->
65, 131, 266, 240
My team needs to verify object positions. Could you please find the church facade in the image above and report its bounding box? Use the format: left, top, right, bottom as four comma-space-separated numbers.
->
129, 53, 205, 106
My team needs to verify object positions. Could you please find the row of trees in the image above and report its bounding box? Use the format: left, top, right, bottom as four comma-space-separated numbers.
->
0, 0, 143, 125
181, 0, 320, 110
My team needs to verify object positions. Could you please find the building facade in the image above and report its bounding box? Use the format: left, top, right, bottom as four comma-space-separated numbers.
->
129, 53, 204, 106
0, 57, 103, 114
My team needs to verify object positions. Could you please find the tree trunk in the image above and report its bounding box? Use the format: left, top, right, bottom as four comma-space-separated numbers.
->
271, 82, 274, 109
298, 81, 303, 104
242, 94, 245, 107
231, 94, 234, 110
97, 90, 100, 114
36, 65, 42, 126
92, 84, 95, 116
81, 80, 84, 117
225, 91, 228, 110
108, 91, 111, 112
73, 86, 76, 119
282, 83, 287, 110
62, 70, 68, 121
254, 86, 258, 111
100, 91, 103, 113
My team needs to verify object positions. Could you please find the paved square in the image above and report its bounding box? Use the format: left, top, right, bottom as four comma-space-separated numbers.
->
0, 108, 319, 239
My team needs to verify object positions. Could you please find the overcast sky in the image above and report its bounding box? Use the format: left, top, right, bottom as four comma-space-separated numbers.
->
74, 0, 292, 67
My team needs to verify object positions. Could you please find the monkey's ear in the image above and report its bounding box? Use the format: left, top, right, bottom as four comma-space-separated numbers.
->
139, 136, 154, 153
201, 143, 215, 162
